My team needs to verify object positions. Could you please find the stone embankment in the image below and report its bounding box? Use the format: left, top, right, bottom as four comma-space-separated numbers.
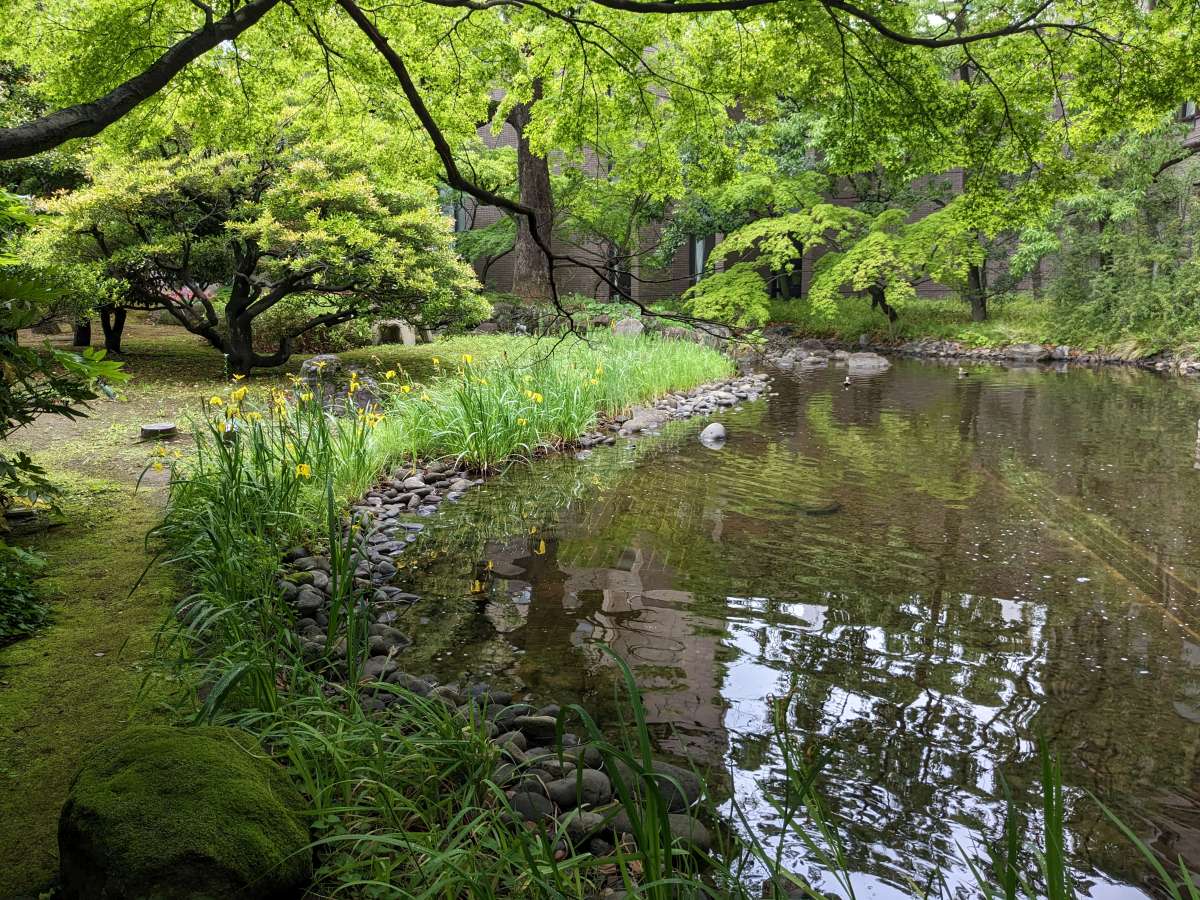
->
270, 368, 770, 869
759, 326, 1200, 375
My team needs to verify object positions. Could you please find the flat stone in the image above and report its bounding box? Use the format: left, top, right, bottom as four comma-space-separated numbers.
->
513, 715, 560, 744
508, 790, 556, 822
613, 317, 644, 337
846, 352, 892, 373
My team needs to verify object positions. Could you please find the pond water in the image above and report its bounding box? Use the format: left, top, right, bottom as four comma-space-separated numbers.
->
393, 359, 1200, 897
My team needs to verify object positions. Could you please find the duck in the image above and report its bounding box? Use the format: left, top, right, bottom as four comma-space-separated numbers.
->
843, 376, 851, 388
957, 367, 969, 378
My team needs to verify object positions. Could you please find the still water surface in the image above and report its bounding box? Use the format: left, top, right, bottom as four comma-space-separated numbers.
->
395, 359, 1200, 897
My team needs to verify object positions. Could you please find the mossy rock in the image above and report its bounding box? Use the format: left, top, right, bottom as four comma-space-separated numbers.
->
58, 725, 312, 899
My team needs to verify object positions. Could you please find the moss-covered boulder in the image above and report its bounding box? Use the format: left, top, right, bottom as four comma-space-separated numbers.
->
58, 725, 311, 899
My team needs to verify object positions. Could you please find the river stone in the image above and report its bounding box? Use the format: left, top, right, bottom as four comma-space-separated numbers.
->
846, 352, 892, 373
609, 810, 713, 852
294, 586, 325, 615
564, 810, 607, 845
58, 725, 311, 899
611, 759, 702, 812
546, 769, 613, 809
1005, 342, 1052, 362
699, 422, 726, 446
513, 714, 560, 743
293, 555, 331, 573
508, 790, 556, 822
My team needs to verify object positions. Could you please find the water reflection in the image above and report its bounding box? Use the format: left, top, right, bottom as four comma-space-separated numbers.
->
393, 361, 1200, 896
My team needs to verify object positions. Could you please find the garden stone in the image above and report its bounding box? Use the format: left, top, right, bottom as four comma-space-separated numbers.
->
613, 317, 644, 337
294, 555, 331, 573
401, 475, 426, 490
611, 759, 702, 812
139, 421, 178, 440
363, 655, 400, 680
385, 671, 433, 695
609, 811, 712, 852
508, 790, 556, 822
495, 730, 529, 753
58, 725, 310, 899
307, 570, 330, 592
514, 714, 560, 743
546, 769, 613, 809
564, 811, 607, 845
450, 478, 474, 491
846, 352, 892, 373
429, 684, 464, 705
1006, 342, 1052, 362
300, 353, 343, 385
295, 586, 325, 616
699, 422, 726, 447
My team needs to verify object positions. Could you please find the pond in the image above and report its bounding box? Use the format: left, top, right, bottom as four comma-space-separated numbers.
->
392, 359, 1200, 897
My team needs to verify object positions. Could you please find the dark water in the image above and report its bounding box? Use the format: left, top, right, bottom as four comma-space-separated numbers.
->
394, 360, 1200, 897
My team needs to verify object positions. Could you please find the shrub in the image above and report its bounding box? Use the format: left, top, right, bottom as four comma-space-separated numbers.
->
0, 541, 49, 644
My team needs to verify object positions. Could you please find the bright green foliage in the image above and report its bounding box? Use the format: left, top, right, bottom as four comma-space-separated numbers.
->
27, 137, 486, 372
58, 724, 312, 898
1, 191, 128, 506
0, 542, 48, 644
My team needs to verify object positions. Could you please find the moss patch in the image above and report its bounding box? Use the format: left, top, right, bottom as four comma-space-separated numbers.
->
59, 724, 311, 899
0, 478, 179, 898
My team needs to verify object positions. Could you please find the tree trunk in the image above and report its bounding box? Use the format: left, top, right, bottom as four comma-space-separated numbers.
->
72, 319, 91, 347
226, 314, 255, 376
868, 283, 898, 322
967, 263, 987, 322
507, 83, 554, 302
99, 305, 126, 354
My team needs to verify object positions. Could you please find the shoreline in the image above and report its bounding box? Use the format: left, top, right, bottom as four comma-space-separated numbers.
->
760, 326, 1200, 375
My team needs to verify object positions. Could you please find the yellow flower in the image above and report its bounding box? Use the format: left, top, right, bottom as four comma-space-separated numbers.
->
432, 356, 441, 366
314, 360, 327, 370
295, 463, 312, 479
172, 450, 183, 459
535, 539, 546, 555
246, 411, 263, 422
471, 579, 483, 593
529, 525, 538, 535
532, 392, 543, 404
299, 391, 313, 402
232, 373, 246, 382
209, 396, 224, 407
385, 370, 396, 380
517, 417, 528, 426
155, 446, 166, 457
595, 365, 603, 376
152, 461, 164, 472
401, 384, 412, 394
476, 377, 488, 386
486, 559, 493, 571
420, 391, 431, 402
230, 386, 248, 403
589, 378, 598, 386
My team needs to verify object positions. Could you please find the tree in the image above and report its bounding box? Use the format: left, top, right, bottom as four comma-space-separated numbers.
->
2, 0, 1162, 328
0, 192, 127, 507
27, 138, 486, 374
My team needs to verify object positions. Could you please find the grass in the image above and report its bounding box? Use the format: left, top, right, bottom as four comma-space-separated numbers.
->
768, 293, 1192, 355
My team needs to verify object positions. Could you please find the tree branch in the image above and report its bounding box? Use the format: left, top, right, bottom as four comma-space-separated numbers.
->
0, 0, 282, 159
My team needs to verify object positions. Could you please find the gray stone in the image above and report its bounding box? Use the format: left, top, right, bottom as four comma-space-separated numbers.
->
846, 352, 892, 373
293, 556, 331, 573
546, 769, 613, 809
513, 715, 560, 743
373, 319, 417, 346
1005, 342, 1052, 363
508, 790, 556, 822
401, 475, 425, 490
294, 586, 325, 616
699, 422, 726, 446
609, 810, 713, 851
300, 354, 343, 386
613, 317, 644, 337
363, 655, 400, 680
611, 759, 702, 813
139, 422, 178, 440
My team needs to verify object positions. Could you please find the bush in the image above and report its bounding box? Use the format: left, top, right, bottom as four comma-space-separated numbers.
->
58, 724, 312, 899
0, 541, 49, 644
252, 296, 374, 355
